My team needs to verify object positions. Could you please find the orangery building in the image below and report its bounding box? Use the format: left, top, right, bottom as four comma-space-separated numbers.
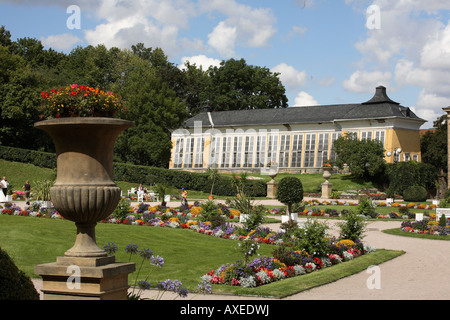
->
169, 86, 426, 173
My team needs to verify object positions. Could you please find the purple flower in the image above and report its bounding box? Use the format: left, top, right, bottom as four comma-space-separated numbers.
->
103, 242, 118, 256
157, 279, 188, 298
151, 255, 164, 268
125, 243, 139, 255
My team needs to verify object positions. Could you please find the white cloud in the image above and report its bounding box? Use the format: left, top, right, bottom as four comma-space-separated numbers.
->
200, 0, 276, 57
413, 89, 450, 125
345, 1, 450, 125
343, 70, 391, 93
271, 63, 307, 90
179, 55, 221, 70
207, 21, 237, 58
40, 33, 82, 51
294, 91, 319, 106
82, 0, 198, 56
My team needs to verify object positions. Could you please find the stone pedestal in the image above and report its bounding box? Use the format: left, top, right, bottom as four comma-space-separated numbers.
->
267, 179, 278, 199
321, 181, 332, 199
321, 167, 333, 199
35, 256, 135, 300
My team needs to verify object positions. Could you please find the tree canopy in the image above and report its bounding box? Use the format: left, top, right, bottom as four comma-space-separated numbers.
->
0, 26, 288, 168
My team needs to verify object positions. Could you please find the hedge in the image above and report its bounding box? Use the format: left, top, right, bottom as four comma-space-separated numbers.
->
0, 146, 267, 197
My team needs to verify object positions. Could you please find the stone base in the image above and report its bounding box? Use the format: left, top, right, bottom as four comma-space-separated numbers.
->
267, 180, 278, 199
321, 181, 332, 199
34, 256, 135, 300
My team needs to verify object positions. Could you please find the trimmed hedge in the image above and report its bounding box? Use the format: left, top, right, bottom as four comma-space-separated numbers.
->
0, 247, 40, 300
113, 163, 267, 197
0, 146, 267, 197
0, 145, 56, 169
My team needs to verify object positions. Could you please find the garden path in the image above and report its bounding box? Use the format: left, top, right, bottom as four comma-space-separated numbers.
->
27, 198, 450, 300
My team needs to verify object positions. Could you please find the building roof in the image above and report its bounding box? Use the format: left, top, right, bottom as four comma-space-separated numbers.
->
183, 86, 426, 128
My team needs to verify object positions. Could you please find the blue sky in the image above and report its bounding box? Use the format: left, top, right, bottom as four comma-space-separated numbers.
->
1, 0, 450, 128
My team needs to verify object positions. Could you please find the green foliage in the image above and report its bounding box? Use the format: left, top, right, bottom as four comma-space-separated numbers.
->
112, 198, 132, 221
293, 219, 330, 258
33, 179, 54, 201
386, 161, 436, 196
237, 238, 260, 264
0, 145, 56, 169
333, 133, 386, 181
439, 214, 448, 227
276, 177, 303, 215
402, 185, 428, 202
420, 115, 447, 174
0, 246, 39, 300
337, 210, 368, 241
198, 200, 224, 228
356, 196, 376, 218
205, 58, 288, 112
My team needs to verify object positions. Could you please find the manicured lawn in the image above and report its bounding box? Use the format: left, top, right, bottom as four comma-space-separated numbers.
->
0, 214, 404, 298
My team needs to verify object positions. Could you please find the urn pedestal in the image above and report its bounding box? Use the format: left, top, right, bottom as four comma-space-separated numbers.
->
321, 167, 333, 199
33, 117, 136, 300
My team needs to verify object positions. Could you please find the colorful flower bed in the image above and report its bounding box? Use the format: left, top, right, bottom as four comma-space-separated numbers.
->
201, 239, 376, 288
401, 220, 450, 236
0, 199, 380, 289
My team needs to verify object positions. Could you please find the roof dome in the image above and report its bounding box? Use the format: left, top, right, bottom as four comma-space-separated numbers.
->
362, 86, 400, 105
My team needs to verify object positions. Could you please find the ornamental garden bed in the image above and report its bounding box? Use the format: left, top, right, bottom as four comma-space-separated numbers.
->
1, 199, 380, 292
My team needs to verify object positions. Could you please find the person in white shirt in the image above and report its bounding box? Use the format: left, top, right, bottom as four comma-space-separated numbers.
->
0, 177, 8, 202
1, 177, 8, 197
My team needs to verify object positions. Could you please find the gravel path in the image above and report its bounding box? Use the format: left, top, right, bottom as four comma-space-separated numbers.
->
28, 199, 450, 300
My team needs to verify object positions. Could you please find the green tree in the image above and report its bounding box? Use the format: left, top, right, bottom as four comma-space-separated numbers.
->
205, 58, 288, 111
333, 133, 386, 180
276, 177, 304, 218
421, 115, 447, 175
113, 52, 188, 167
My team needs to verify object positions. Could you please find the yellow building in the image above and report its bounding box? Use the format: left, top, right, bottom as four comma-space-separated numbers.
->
169, 86, 426, 173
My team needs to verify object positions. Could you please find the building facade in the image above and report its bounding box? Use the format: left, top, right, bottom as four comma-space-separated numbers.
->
169, 86, 426, 173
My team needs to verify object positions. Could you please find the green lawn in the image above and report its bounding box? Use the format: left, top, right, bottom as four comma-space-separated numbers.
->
0, 214, 404, 298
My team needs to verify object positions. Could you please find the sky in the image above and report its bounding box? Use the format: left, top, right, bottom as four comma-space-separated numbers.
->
1, 0, 450, 129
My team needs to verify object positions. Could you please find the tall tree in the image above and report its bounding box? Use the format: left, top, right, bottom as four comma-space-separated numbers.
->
421, 115, 447, 175
205, 58, 288, 112
112, 51, 188, 167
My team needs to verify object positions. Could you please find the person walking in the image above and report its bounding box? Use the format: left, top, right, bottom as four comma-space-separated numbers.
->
23, 180, 31, 205
181, 188, 188, 208
1, 176, 8, 197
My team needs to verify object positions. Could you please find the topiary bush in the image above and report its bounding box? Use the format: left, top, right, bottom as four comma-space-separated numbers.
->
276, 177, 303, 216
403, 185, 428, 202
0, 247, 40, 300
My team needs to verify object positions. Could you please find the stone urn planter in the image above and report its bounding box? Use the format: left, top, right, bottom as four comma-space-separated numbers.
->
34, 117, 134, 258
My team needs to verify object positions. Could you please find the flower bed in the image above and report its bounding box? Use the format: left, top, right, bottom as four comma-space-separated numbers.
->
200, 239, 376, 288
401, 220, 450, 236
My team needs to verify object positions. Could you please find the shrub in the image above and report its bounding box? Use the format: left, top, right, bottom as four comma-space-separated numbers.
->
337, 210, 368, 241
198, 200, 224, 228
276, 177, 303, 215
439, 214, 448, 227
0, 247, 40, 300
403, 185, 428, 202
112, 198, 132, 221
293, 219, 329, 258
356, 196, 376, 218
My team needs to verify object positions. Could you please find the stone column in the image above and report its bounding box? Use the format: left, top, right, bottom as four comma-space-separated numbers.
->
443, 107, 450, 189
